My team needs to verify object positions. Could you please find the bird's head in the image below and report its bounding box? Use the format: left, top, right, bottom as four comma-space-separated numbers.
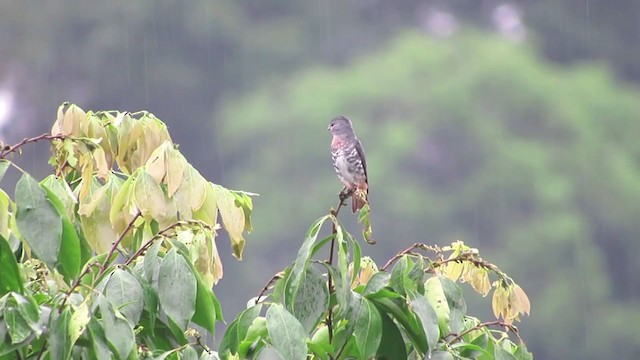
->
328, 115, 354, 136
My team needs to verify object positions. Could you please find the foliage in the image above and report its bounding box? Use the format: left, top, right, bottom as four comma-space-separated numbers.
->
215, 31, 640, 359
220, 207, 531, 359
0, 104, 532, 359
0, 104, 254, 359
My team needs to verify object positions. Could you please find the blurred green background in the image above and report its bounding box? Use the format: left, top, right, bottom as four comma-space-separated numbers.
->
2, 1, 639, 358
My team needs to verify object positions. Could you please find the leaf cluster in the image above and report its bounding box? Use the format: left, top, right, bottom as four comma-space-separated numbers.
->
0, 104, 254, 359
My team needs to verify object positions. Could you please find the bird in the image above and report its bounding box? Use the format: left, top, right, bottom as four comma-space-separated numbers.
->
328, 115, 368, 212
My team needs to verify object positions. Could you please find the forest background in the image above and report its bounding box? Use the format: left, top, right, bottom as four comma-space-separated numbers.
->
1, 1, 639, 358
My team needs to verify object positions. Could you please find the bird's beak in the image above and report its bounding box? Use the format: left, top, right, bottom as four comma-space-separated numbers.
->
327, 125, 331, 131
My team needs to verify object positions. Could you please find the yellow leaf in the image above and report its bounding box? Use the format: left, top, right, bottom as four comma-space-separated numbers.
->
513, 284, 531, 317
133, 170, 176, 224
78, 153, 94, 202
468, 267, 491, 297
215, 185, 245, 259
87, 114, 113, 166
51, 103, 87, 136
174, 164, 207, 219
110, 174, 135, 235
0, 189, 11, 239
116, 113, 135, 173
165, 146, 184, 197
357, 257, 378, 285
492, 284, 510, 321
441, 261, 464, 281
94, 147, 109, 180
193, 183, 218, 226
145, 141, 169, 184
81, 176, 121, 253
69, 302, 90, 344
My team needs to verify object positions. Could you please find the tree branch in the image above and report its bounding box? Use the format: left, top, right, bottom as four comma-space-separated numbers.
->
446, 320, 522, 345
0, 133, 67, 159
381, 243, 441, 271
326, 190, 349, 352
255, 272, 283, 305
123, 219, 214, 266
98, 211, 142, 277
58, 261, 100, 311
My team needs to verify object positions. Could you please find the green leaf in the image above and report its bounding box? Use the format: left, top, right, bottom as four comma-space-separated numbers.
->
514, 344, 534, 360
238, 317, 268, 358
430, 350, 455, 360
129, 269, 159, 334
86, 318, 114, 360
182, 346, 199, 360
389, 256, 411, 295
144, 238, 162, 284
191, 263, 221, 334
4, 306, 31, 344
284, 215, 330, 311
255, 346, 284, 360
495, 346, 517, 360
49, 306, 72, 360
371, 297, 427, 354
265, 304, 308, 360
158, 248, 197, 330
99, 295, 134, 359
0, 160, 9, 182
439, 275, 467, 334
362, 272, 390, 296
219, 304, 262, 357
353, 297, 382, 359
407, 289, 440, 354
14, 173, 62, 269
0, 235, 23, 295
375, 307, 407, 359
105, 269, 144, 324
43, 186, 81, 280
292, 266, 329, 333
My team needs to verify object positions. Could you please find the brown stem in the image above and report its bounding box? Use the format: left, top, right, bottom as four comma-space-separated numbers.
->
98, 211, 141, 277
326, 192, 348, 354
58, 262, 99, 311
255, 272, 283, 305
381, 243, 441, 271
446, 320, 522, 345
0, 133, 67, 159
123, 219, 213, 267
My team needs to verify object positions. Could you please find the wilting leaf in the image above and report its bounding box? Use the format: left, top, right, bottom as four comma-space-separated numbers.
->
79, 176, 121, 254
93, 147, 110, 180
266, 304, 307, 360
69, 302, 90, 345
15, 173, 62, 269
158, 248, 197, 329
134, 170, 176, 224
215, 185, 246, 259
193, 182, 218, 226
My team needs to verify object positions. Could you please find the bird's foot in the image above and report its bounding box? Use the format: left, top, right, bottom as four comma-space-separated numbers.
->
339, 187, 353, 202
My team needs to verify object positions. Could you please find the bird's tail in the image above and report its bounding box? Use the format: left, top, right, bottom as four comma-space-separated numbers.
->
352, 188, 368, 213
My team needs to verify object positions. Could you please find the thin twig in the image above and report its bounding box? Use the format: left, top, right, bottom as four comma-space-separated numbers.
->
58, 262, 99, 311
0, 133, 67, 159
326, 190, 348, 353
123, 219, 213, 266
381, 243, 441, 271
446, 320, 522, 345
98, 211, 141, 277
255, 272, 283, 305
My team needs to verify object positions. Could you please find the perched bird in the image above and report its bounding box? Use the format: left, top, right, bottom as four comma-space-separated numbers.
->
328, 115, 368, 212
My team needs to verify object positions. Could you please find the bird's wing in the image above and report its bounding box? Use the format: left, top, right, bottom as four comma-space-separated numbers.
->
355, 138, 368, 185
